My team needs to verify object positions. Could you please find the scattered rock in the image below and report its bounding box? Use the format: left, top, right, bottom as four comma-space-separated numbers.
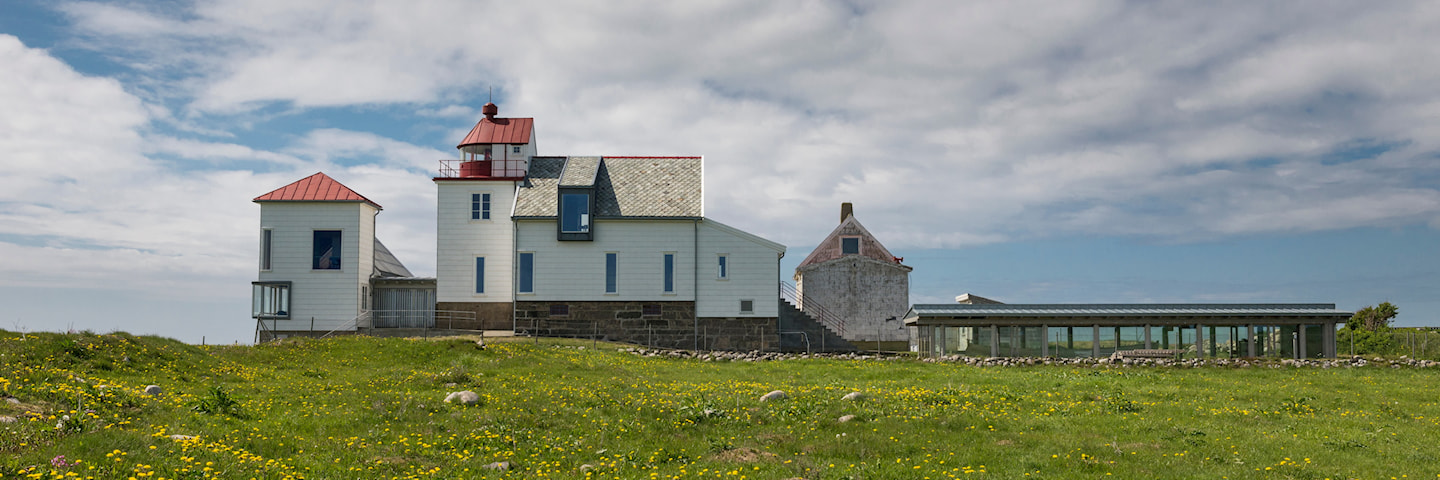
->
4, 397, 18, 404
482, 461, 510, 471
0, 416, 16, 424
144, 385, 162, 395
445, 391, 479, 405
443, 382, 457, 388
841, 391, 864, 401
760, 390, 787, 402
838, 415, 856, 423
580, 464, 595, 472
169, 434, 195, 441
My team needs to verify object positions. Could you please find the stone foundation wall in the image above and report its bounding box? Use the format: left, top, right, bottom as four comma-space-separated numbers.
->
515, 301, 779, 351
435, 302, 514, 330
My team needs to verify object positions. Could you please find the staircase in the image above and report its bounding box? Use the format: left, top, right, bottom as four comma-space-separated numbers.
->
778, 299, 856, 353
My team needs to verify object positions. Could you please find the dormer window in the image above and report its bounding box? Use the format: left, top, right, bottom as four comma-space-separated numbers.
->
558, 188, 594, 241
841, 237, 860, 255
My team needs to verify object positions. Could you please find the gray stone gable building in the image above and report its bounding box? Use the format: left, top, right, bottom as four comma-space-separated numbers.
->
794, 203, 912, 342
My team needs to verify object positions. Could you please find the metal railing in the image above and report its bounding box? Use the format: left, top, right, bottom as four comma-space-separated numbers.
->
438, 158, 528, 178
780, 281, 846, 337
321, 312, 370, 339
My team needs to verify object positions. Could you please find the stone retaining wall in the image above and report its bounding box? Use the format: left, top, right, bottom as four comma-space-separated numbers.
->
515, 301, 779, 351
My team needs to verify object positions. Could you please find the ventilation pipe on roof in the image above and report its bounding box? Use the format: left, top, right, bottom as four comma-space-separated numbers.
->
840, 202, 853, 223
483, 102, 498, 120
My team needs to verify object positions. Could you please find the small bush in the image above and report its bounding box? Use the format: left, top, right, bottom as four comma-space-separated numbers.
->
189, 386, 246, 418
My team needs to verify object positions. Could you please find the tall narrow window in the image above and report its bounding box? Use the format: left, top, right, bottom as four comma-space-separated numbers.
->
472, 193, 491, 220
841, 237, 860, 255
260, 229, 273, 271
717, 254, 728, 279
313, 230, 341, 270
663, 253, 675, 293
518, 252, 534, 294
605, 253, 618, 293
561, 193, 590, 233
474, 257, 485, 294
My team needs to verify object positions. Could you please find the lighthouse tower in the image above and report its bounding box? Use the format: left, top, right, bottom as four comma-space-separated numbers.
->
434, 103, 536, 329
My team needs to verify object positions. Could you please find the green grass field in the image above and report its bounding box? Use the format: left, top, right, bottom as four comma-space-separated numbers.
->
3, 330, 1439, 479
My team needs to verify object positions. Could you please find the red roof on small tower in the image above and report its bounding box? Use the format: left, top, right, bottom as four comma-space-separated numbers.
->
253, 172, 381, 209
457, 103, 533, 148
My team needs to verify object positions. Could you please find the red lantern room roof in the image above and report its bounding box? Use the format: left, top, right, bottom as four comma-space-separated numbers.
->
457, 103, 533, 148
253, 172, 381, 209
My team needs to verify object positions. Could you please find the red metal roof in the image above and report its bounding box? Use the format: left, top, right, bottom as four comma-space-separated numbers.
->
457, 117, 533, 148
253, 172, 382, 209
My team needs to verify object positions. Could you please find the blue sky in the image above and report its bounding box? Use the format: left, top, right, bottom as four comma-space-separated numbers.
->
2, 1, 1438, 344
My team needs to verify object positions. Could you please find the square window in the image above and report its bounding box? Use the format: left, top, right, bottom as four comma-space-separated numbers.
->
549, 304, 570, 316
841, 237, 860, 255
512, 145, 521, 154
740, 299, 754, 314
313, 230, 341, 269
643, 304, 662, 316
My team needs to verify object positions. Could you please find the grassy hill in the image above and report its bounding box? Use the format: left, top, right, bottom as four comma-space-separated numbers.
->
2, 330, 1438, 479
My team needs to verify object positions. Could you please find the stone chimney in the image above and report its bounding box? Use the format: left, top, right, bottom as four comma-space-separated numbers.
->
840, 202, 853, 223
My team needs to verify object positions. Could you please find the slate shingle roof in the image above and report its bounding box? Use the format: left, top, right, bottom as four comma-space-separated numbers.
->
514, 156, 703, 218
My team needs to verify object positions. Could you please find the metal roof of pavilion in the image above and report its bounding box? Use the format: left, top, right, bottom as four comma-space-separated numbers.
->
905, 303, 1353, 325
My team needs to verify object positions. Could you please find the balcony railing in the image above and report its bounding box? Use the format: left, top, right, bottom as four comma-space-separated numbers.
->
438, 159, 528, 179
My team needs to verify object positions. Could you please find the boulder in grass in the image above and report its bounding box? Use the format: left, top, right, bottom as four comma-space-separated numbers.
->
482, 461, 510, 471
144, 385, 162, 395
838, 415, 857, 423
169, 434, 195, 441
759, 390, 787, 402
445, 390, 479, 405
0, 416, 16, 424
842, 391, 864, 401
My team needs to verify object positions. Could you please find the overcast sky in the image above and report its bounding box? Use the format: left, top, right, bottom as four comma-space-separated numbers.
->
3, 1, 1438, 344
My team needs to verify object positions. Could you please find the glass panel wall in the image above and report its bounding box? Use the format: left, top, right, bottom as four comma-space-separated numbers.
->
1206, 325, 1244, 358
959, 326, 992, 357
1049, 326, 1097, 358
1304, 324, 1325, 358
1116, 326, 1146, 352
1254, 325, 1299, 358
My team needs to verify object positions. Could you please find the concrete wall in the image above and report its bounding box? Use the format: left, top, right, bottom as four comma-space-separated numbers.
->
797, 255, 910, 342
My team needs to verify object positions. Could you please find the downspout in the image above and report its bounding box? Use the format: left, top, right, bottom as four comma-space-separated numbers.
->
693, 219, 699, 351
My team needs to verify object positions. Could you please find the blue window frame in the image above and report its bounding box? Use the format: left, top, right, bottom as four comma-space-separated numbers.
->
472, 193, 491, 220
560, 193, 590, 233
663, 253, 675, 293
518, 252, 534, 294
313, 230, 341, 269
717, 254, 728, 279
474, 257, 485, 294
605, 253, 618, 294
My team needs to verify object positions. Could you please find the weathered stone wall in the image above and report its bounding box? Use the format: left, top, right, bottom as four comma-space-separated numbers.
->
515, 300, 778, 351
797, 256, 910, 342
435, 302, 514, 330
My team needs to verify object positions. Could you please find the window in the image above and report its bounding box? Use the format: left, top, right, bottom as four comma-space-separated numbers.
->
251, 282, 291, 319
663, 253, 675, 293
313, 230, 341, 269
474, 257, 485, 294
740, 299, 754, 314
472, 193, 491, 220
643, 304, 662, 316
512, 145, 521, 154
549, 304, 569, 316
605, 253, 618, 294
260, 229, 273, 271
841, 237, 860, 255
717, 254, 728, 279
560, 193, 590, 233
518, 252, 534, 294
